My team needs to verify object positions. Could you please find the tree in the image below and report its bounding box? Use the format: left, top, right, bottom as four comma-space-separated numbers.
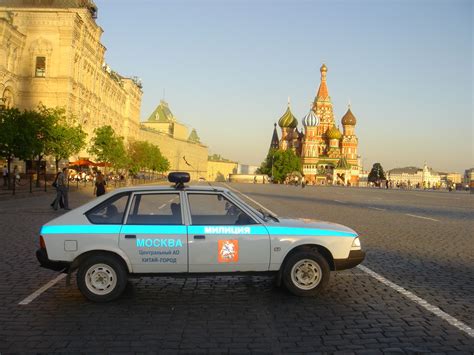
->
48, 108, 87, 172
128, 140, 170, 176
0, 108, 26, 188
149, 144, 169, 173
0, 107, 54, 187
368, 163, 386, 186
88, 126, 127, 171
258, 149, 301, 183
30, 105, 63, 186
257, 148, 277, 176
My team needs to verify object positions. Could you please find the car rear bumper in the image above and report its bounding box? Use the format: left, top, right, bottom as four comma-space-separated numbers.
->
334, 250, 365, 271
36, 248, 69, 272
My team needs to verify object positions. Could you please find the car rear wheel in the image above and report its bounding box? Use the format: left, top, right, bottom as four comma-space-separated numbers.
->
77, 254, 127, 302
282, 250, 330, 296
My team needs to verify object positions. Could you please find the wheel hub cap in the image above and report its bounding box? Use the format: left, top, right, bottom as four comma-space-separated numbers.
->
85, 264, 117, 295
291, 259, 322, 290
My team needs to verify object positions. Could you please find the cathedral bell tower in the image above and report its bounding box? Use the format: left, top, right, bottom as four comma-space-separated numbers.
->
340, 105, 358, 164
313, 64, 336, 138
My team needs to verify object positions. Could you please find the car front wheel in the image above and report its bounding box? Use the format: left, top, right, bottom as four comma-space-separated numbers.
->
77, 254, 127, 302
282, 250, 330, 296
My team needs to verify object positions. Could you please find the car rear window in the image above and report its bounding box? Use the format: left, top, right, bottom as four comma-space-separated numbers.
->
85, 192, 130, 224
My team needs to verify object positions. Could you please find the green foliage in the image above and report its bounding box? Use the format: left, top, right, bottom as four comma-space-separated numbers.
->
0, 108, 33, 187
368, 163, 386, 184
258, 148, 301, 183
273, 149, 302, 183
149, 144, 170, 172
128, 140, 169, 174
31, 105, 61, 160
0, 106, 86, 166
208, 154, 230, 162
47, 107, 87, 171
88, 126, 128, 170
257, 148, 277, 175
0, 108, 25, 161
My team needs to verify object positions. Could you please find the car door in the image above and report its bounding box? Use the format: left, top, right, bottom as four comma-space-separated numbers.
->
119, 191, 187, 273
186, 192, 270, 272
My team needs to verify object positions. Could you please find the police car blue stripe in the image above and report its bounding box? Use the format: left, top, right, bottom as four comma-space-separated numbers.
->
121, 225, 187, 234
266, 227, 356, 237
41, 224, 356, 237
188, 226, 354, 237
41, 225, 122, 234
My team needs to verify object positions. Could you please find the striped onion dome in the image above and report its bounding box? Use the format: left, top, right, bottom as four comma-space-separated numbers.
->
326, 125, 342, 140
302, 109, 320, 127
278, 106, 298, 128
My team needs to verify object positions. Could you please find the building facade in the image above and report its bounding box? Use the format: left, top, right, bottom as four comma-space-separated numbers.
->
272, 64, 360, 185
0, 0, 142, 151
140, 100, 208, 180
463, 168, 474, 189
207, 160, 238, 182
387, 164, 441, 188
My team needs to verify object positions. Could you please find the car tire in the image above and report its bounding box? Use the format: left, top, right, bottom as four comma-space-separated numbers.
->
282, 249, 330, 297
77, 253, 127, 302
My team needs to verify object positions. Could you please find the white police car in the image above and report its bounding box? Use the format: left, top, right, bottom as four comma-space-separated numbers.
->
37, 172, 365, 302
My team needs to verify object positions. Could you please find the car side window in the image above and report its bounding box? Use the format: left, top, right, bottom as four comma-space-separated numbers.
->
126, 193, 182, 225
86, 193, 130, 224
188, 193, 257, 225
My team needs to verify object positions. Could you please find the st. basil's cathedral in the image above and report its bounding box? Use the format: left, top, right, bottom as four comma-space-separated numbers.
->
269, 64, 361, 185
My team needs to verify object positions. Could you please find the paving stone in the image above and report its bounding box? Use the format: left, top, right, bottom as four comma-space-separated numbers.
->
0, 185, 473, 353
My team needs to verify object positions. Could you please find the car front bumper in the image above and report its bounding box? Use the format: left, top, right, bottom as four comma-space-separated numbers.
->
36, 248, 69, 272
334, 250, 365, 271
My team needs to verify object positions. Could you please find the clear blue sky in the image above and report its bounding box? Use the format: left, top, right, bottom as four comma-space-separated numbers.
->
95, 0, 472, 173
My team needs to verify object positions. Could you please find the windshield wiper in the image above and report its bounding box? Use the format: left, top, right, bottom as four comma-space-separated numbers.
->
258, 208, 279, 222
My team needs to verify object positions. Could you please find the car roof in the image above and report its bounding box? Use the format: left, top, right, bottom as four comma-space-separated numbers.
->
112, 184, 230, 194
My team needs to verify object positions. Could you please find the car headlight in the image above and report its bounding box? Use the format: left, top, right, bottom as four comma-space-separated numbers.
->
351, 237, 361, 248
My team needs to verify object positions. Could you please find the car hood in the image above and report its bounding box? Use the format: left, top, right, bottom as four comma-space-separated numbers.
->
265, 217, 357, 237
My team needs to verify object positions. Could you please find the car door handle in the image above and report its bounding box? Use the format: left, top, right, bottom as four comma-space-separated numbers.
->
125, 234, 136, 239
194, 235, 206, 240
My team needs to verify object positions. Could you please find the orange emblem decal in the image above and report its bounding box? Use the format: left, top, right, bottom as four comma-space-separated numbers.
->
218, 240, 239, 263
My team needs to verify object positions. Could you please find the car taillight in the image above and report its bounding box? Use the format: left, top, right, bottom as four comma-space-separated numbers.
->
39, 235, 46, 249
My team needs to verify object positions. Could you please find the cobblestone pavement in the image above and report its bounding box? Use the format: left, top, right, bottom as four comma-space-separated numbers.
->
0, 184, 473, 354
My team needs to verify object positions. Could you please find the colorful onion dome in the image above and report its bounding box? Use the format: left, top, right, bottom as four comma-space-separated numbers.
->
326, 125, 342, 140
278, 106, 298, 128
341, 107, 357, 125
302, 109, 320, 127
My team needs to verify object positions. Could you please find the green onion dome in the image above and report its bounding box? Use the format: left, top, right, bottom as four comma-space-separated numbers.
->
326, 126, 342, 140
278, 107, 298, 128
341, 108, 357, 125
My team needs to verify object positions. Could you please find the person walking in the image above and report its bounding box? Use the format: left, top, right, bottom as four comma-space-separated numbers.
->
13, 165, 20, 184
93, 171, 106, 197
53, 167, 70, 210
50, 171, 64, 209
2, 165, 8, 187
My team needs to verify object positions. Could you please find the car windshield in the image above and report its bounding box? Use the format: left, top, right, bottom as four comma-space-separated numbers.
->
226, 190, 279, 222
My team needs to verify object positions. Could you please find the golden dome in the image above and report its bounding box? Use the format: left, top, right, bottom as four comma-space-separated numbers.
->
326, 126, 342, 140
320, 64, 328, 73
